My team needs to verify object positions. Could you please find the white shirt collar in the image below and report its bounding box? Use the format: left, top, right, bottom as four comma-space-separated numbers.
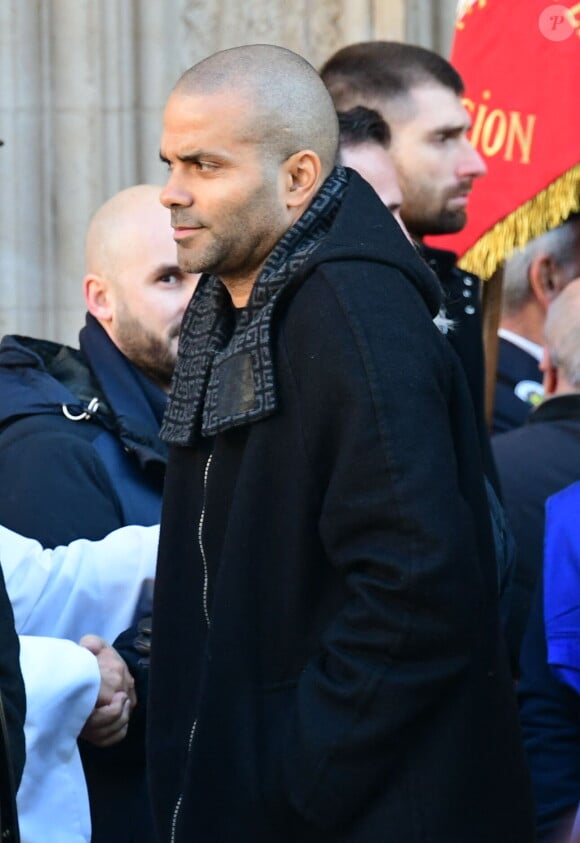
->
498, 328, 543, 362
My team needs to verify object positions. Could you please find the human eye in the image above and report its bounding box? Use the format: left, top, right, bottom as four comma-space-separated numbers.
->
433, 127, 462, 145
158, 272, 181, 286
196, 159, 219, 173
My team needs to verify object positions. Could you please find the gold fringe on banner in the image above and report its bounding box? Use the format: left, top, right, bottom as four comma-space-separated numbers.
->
458, 163, 580, 281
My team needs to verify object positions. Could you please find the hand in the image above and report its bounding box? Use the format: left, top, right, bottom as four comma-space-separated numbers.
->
78, 634, 137, 747
79, 691, 133, 747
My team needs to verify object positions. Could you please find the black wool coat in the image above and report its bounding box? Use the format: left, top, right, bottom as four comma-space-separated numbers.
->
148, 173, 534, 843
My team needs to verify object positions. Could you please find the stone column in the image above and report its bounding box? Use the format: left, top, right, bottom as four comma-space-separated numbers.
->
405, 0, 457, 57
0, 0, 142, 344
173, 0, 405, 74
0, 0, 54, 338
48, 0, 141, 342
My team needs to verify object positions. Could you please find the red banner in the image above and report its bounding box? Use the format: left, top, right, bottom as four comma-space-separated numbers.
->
427, 0, 580, 279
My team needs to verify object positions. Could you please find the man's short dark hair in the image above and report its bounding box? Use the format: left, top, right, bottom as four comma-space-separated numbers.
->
320, 41, 464, 112
337, 106, 391, 150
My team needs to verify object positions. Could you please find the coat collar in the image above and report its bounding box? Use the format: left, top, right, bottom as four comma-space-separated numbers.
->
161, 166, 442, 447
529, 392, 580, 424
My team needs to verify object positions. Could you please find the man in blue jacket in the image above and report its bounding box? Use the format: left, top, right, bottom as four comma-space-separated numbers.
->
0, 183, 198, 547
148, 44, 534, 842
0, 183, 198, 842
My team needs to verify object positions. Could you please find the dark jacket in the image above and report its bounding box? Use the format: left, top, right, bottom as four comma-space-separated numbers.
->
421, 245, 484, 421
148, 170, 534, 843
0, 314, 166, 547
0, 314, 165, 843
492, 393, 580, 671
420, 245, 501, 497
493, 336, 543, 435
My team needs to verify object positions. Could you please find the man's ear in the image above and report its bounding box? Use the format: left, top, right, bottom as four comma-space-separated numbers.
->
83, 274, 113, 324
529, 254, 563, 312
540, 345, 558, 396
283, 150, 322, 210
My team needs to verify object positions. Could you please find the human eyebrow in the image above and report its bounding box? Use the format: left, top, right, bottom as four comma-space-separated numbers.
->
159, 150, 213, 170
159, 150, 212, 165
430, 123, 469, 140
159, 149, 232, 171
183, 149, 234, 166
175, 150, 204, 163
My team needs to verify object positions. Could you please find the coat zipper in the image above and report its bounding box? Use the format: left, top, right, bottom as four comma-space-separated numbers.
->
170, 452, 213, 842
198, 453, 213, 627
170, 718, 198, 843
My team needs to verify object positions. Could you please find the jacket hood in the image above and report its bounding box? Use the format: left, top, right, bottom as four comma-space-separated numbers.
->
0, 336, 91, 425
301, 169, 442, 318
0, 333, 167, 471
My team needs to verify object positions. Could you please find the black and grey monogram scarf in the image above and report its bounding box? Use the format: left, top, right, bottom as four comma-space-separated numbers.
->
161, 165, 349, 446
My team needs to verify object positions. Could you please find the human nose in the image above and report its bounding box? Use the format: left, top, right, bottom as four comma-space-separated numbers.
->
160, 173, 192, 208
457, 139, 487, 180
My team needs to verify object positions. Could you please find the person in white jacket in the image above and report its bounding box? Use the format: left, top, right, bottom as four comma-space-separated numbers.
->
1, 522, 159, 843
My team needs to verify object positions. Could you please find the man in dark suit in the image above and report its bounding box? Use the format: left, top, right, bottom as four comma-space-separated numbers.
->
0, 184, 198, 843
494, 213, 580, 434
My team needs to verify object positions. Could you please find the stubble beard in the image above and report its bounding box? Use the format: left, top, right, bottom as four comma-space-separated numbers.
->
115, 314, 178, 391
176, 231, 230, 279
401, 197, 468, 239
413, 208, 467, 238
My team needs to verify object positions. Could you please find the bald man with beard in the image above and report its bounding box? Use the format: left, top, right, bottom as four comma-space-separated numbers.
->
84, 185, 200, 393
0, 184, 198, 546
146, 44, 533, 843
0, 183, 198, 842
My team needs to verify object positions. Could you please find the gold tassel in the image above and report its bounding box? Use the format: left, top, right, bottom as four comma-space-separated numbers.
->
458, 163, 580, 281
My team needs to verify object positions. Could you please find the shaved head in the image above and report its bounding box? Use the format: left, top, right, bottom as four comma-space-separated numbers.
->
85, 184, 166, 279
174, 44, 339, 178
83, 183, 199, 390
160, 45, 342, 304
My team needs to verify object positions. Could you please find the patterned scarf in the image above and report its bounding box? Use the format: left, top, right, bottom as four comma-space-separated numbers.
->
161, 166, 349, 446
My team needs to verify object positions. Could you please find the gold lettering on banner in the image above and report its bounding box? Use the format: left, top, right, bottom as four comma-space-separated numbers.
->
505, 112, 537, 163
465, 89, 491, 150
464, 90, 537, 164
480, 109, 507, 156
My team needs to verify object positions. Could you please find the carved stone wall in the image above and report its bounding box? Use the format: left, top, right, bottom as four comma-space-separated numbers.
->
0, 0, 454, 345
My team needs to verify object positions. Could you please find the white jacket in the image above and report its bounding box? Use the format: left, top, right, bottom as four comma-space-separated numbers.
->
0, 524, 159, 843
